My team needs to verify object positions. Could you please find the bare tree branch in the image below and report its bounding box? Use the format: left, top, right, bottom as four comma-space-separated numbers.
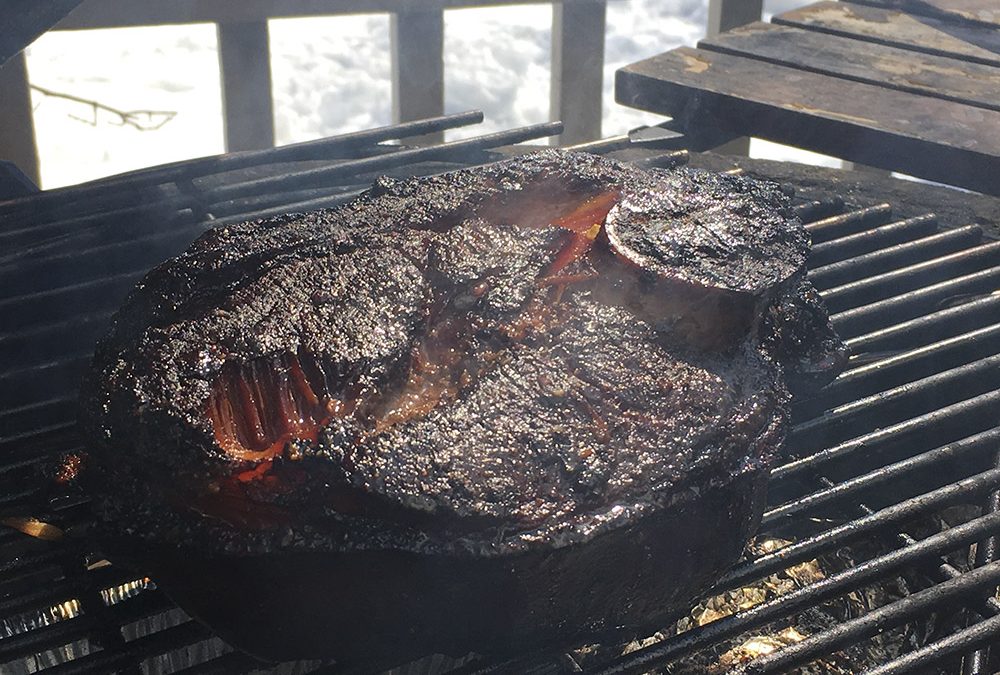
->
29, 84, 177, 130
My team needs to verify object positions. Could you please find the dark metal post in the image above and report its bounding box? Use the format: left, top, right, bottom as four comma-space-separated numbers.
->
217, 20, 275, 152
391, 9, 445, 145
551, 0, 606, 146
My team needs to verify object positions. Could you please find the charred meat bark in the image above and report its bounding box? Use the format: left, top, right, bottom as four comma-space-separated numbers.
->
81, 150, 845, 666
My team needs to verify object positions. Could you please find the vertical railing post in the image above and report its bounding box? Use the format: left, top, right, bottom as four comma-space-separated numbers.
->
0, 52, 40, 186
391, 8, 445, 145
217, 20, 275, 152
551, 0, 606, 147
705, 0, 762, 155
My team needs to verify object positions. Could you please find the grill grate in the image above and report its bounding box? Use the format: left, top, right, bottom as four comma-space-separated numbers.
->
1, 117, 999, 674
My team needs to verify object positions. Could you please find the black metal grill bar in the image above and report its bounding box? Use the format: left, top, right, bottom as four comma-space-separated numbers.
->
830, 265, 1000, 337
0, 273, 141, 328
861, 614, 1000, 675
0, 318, 110, 375
40, 618, 213, 675
0, 420, 76, 447
819, 241, 1000, 313
0, 590, 171, 665
791, 197, 844, 222
0, 568, 143, 620
204, 121, 562, 203
0, 111, 487, 224
789, 356, 1000, 450
0, 121, 561, 272
809, 224, 981, 289
846, 294, 1000, 354
776, 389, 1000, 481
0, 226, 201, 298
742, 561, 1000, 675
0, 399, 79, 448
713, 465, 1000, 594
590, 511, 1000, 675
201, 184, 357, 219
209, 187, 369, 227
174, 650, 263, 675
761, 427, 1000, 527
0, 358, 89, 413
797, 323, 1000, 416
809, 214, 938, 267
804, 203, 893, 243
962, 450, 1000, 675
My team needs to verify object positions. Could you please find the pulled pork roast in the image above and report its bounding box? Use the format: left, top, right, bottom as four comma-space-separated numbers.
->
81, 150, 845, 665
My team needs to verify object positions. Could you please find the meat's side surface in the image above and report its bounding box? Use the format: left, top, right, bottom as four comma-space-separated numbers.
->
80, 150, 843, 663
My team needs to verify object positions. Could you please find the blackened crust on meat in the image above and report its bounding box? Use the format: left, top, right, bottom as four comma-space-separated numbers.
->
761, 277, 850, 392
110, 467, 768, 665
82, 150, 838, 565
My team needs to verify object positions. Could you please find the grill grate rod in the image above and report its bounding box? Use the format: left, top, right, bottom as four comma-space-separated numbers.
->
745, 486, 1000, 673
760, 427, 1000, 527
819, 241, 1000, 313
789, 355, 1000, 450
39, 619, 214, 675
739, 561, 1000, 675
793, 323, 1000, 420
0, 120, 564, 271
711, 465, 1000, 595
0, 111, 486, 223
805, 203, 893, 243
962, 449, 1000, 675
831, 265, 1000, 337
809, 214, 939, 268
774, 389, 1000, 482
0, 591, 171, 664
809, 224, 981, 289
791, 197, 844, 222
863, 613, 1000, 675
847, 294, 1000, 354
201, 121, 561, 203
588, 511, 1000, 675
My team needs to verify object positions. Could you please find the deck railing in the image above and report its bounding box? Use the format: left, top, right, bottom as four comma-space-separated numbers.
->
0, 0, 758, 186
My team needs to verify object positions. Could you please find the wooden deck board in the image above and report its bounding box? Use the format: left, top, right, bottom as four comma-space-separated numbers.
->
699, 21, 1000, 113
616, 46, 1000, 194
773, 1, 1000, 68
851, 0, 1000, 29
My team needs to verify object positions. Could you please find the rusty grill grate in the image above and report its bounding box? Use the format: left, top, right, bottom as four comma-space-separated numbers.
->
1, 114, 999, 674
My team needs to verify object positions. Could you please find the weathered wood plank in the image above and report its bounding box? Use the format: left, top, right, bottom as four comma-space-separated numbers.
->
700, 21, 1000, 113
551, 0, 606, 146
390, 9, 444, 145
615, 46, 1000, 195
851, 0, 1000, 29
0, 53, 40, 186
217, 20, 275, 152
773, 1, 1000, 67
55, 0, 554, 30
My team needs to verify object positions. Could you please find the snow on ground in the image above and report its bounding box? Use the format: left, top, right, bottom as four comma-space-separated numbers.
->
24, 0, 838, 189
